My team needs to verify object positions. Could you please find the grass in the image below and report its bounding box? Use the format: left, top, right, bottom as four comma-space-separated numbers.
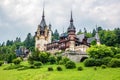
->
0, 61, 120, 80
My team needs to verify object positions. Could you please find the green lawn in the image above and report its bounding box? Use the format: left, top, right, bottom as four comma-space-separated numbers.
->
0, 61, 120, 80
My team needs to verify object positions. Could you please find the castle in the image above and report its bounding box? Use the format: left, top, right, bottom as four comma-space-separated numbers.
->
35, 9, 100, 54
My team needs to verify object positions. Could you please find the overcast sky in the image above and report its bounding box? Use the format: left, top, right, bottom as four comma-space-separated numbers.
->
0, 0, 120, 43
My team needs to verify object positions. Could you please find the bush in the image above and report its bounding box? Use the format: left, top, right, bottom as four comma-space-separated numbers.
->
56, 66, 62, 71
94, 66, 97, 70
94, 59, 102, 66
108, 58, 120, 68
56, 56, 62, 63
114, 54, 120, 59
62, 57, 70, 64
58, 60, 64, 65
49, 56, 56, 64
29, 65, 35, 69
0, 61, 4, 66
87, 45, 114, 59
101, 65, 106, 69
102, 57, 112, 65
33, 61, 42, 68
39, 52, 50, 64
84, 58, 95, 67
77, 66, 83, 71
48, 67, 53, 71
4, 64, 23, 70
84, 58, 102, 67
12, 57, 22, 65
65, 61, 76, 69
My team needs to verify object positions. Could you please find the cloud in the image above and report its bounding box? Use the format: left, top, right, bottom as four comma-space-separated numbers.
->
0, 0, 120, 43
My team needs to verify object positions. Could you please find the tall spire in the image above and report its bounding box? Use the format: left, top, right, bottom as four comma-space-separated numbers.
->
67, 11, 76, 32
39, 0, 46, 29
70, 11, 73, 22
42, 0, 45, 20
42, 8, 45, 20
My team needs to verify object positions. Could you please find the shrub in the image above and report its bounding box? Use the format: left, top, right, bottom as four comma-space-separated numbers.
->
65, 61, 76, 69
56, 56, 62, 63
4, 64, 23, 70
29, 65, 35, 69
101, 65, 106, 69
48, 67, 53, 71
49, 56, 56, 64
12, 57, 22, 65
114, 54, 120, 59
33, 61, 42, 68
87, 45, 114, 59
84, 58, 95, 67
102, 57, 112, 65
62, 57, 70, 64
94, 66, 97, 70
77, 66, 83, 71
39, 52, 50, 64
58, 60, 64, 65
84, 58, 102, 67
108, 58, 120, 68
56, 66, 62, 71
0, 61, 4, 66
94, 59, 102, 66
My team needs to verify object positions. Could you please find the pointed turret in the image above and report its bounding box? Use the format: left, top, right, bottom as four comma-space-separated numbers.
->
95, 25, 100, 45
67, 11, 76, 33
40, 8, 46, 30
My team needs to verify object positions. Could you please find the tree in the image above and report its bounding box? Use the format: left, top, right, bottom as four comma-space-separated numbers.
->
92, 29, 96, 37
24, 33, 35, 50
99, 30, 117, 46
53, 29, 59, 40
77, 29, 82, 35
84, 27, 87, 33
97, 26, 103, 32
114, 28, 120, 47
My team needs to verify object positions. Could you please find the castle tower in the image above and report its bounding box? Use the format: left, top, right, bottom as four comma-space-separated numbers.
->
48, 24, 52, 43
95, 26, 101, 45
67, 11, 76, 51
35, 9, 52, 51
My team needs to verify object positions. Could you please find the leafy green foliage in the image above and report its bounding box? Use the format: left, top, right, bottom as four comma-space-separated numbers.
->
114, 54, 120, 59
48, 67, 54, 71
52, 29, 59, 40
49, 56, 56, 64
101, 65, 106, 69
33, 61, 42, 68
65, 61, 76, 69
39, 52, 50, 64
77, 66, 83, 71
61, 57, 70, 64
4, 64, 24, 70
12, 57, 22, 65
6, 53, 17, 63
99, 28, 120, 47
56, 66, 62, 71
24, 33, 35, 50
0, 61, 4, 66
87, 45, 114, 59
108, 58, 120, 68
102, 57, 112, 65
28, 50, 51, 64
84, 58, 102, 67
